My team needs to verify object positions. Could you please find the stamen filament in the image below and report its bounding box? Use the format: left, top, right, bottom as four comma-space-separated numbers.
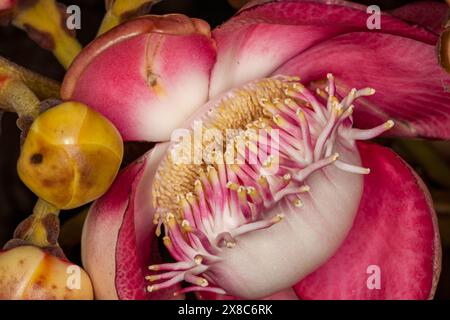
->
334, 160, 371, 174
348, 120, 395, 140
230, 214, 284, 238
293, 153, 339, 182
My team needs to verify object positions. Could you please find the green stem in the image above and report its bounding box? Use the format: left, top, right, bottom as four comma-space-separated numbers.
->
0, 78, 41, 120
15, 198, 61, 248
10, 0, 83, 70
0, 56, 60, 100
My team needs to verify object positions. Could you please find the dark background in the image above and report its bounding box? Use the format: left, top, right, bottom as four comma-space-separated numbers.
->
1, 0, 449, 299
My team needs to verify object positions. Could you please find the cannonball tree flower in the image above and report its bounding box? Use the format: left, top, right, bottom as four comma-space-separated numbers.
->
61, 1, 450, 299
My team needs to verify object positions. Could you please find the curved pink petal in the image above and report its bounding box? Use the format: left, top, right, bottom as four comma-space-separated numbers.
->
81, 143, 183, 300
294, 142, 441, 300
275, 32, 450, 139
390, 1, 449, 34
209, 0, 438, 97
196, 288, 299, 300
62, 15, 216, 142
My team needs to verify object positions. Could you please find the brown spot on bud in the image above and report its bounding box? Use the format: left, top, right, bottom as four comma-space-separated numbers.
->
147, 71, 159, 87
30, 153, 43, 164
16, 0, 40, 10
41, 214, 60, 246
146, 70, 164, 96
23, 23, 55, 50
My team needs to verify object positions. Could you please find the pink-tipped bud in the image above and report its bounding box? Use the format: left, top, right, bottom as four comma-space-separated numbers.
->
61, 14, 216, 142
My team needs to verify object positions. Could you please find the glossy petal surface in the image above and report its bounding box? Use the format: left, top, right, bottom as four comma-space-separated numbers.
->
294, 142, 441, 300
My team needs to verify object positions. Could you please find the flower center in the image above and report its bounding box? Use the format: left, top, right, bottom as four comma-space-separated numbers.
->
147, 74, 394, 297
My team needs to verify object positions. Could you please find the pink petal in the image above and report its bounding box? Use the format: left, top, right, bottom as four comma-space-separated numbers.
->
196, 288, 299, 300
389, 1, 449, 34
209, 0, 437, 97
275, 32, 450, 139
294, 142, 441, 300
62, 15, 216, 142
239, 0, 367, 12
0, 0, 15, 11
81, 143, 182, 299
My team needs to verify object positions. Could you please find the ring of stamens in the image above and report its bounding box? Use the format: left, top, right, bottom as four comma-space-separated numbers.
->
147, 74, 394, 296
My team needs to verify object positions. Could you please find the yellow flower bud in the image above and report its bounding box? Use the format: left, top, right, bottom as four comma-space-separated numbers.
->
0, 246, 93, 300
17, 101, 124, 209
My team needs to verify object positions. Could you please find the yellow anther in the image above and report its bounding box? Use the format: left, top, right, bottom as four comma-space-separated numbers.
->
331, 95, 339, 105
294, 198, 303, 207
186, 192, 194, 201
226, 241, 236, 248
272, 114, 280, 121
292, 83, 305, 92
259, 98, 269, 104
258, 175, 268, 186
385, 120, 395, 129
226, 181, 239, 190
166, 212, 175, 221
181, 219, 192, 232
194, 255, 203, 265
347, 105, 354, 114
299, 185, 310, 193
198, 278, 209, 287
296, 108, 305, 120
334, 105, 344, 116
264, 155, 276, 168
272, 214, 285, 223
145, 275, 159, 282
230, 164, 241, 173
246, 186, 256, 196
163, 236, 172, 248
237, 186, 247, 200
284, 98, 294, 105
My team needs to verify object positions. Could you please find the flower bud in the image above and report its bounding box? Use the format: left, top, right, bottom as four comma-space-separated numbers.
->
17, 101, 124, 209
0, 245, 93, 300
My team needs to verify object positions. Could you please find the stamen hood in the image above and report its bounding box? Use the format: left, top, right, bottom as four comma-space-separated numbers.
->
148, 74, 393, 298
